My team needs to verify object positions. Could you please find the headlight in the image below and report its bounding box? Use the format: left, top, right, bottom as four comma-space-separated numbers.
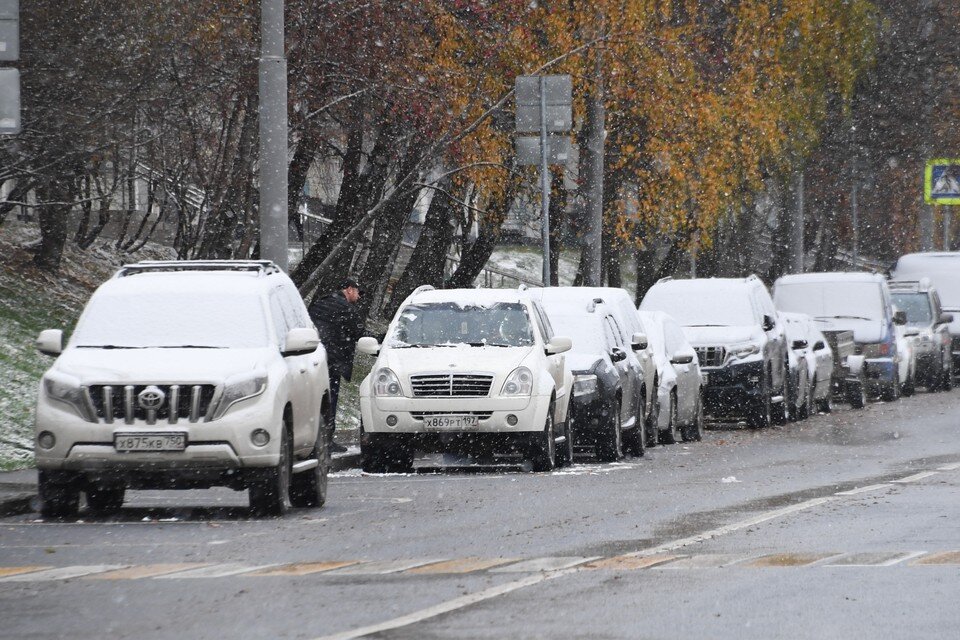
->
211, 372, 267, 420
373, 368, 403, 397
573, 374, 598, 396
42, 371, 95, 422
501, 367, 533, 396
729, 342, 761, 360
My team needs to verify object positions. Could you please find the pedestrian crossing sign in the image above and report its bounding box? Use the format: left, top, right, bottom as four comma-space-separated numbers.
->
926, 159, 960, 205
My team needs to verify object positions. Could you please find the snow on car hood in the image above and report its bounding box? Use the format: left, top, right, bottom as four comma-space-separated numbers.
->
379, 344, 534, 376
811, 317, 885, 344
681, 325, 758, 347
53, 347, 268, 384
566, 352, 605, 374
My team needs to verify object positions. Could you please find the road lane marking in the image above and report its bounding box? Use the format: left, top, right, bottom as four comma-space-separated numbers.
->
892, 471, 939, 484
245, 561, 359, 576
324, 559, 445, 576
155, 563, 278, 579
913, 551, 960, 565
0, 566, 51, 578
489, 557, 599, 573
583, 555, 679, 570
86, 563, 210, 580
656, 554, 755, 569
834, 484, 892, 496
743, 553, 838, 567
407, 558, 516, 575
823, 552, 925, 567
0, 565, 126, 582
937, 462, 960, 471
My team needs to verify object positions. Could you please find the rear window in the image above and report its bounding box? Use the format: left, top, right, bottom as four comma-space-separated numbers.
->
891, 292, 933, 325
775, 282, 884, 322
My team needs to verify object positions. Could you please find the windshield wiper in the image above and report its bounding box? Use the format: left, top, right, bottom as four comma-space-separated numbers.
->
686, 324, 726, 327
815, 315, 873, 321
394, 344, 454, 348
155, 345, 223, 349
465, 342, 514, 347
76, 345, 143, 349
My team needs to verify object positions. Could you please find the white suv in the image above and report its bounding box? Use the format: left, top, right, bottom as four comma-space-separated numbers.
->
34, 260, 331, 518
357, 286, 573, 472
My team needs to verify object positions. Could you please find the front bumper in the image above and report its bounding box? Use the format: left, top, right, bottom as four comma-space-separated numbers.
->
700, 359, 765, 417
863, 357, 896, 386
360, 394, 550, 434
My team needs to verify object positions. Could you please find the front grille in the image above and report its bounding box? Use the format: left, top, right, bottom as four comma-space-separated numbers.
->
410, 374, 494, 397
86, 384, 217, 425
411, 411, 493, 420
695, 347, 726, 368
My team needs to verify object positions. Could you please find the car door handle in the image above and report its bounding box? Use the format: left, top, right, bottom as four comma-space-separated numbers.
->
311, 360, 321, 367
299, 367, 307, 374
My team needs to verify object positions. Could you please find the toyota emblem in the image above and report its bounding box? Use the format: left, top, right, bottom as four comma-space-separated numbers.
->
138, 386, 166, 411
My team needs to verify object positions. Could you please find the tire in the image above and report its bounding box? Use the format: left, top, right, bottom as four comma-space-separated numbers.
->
249, 426, 292, 517
880, 371, 900, 402
944, 361, 954, 391
659, 393, 681, 444
681, 395, 705, 442
529, 401, 557, 472
290, 417, 330, 509
749, 384, 772, 429
85, 484, 125, 514
624, 388, 645, 458
644, 394, 661, 448
846, 380, 866, 409
558, 415, 575, 467
902, 372, 916, 397
39, 471, 80, 519
596, 401, 624, 462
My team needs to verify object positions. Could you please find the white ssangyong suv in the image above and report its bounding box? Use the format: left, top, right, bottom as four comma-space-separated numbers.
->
34, 260, 331, 518
357, 286, 573, 473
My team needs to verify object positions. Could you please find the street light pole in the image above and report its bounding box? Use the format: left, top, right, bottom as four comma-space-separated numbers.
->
259, 0, 289, 270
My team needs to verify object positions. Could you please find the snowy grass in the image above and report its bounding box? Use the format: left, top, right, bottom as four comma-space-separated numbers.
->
486, 244, 637, 292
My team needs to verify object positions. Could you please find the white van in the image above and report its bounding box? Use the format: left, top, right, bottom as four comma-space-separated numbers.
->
891, 252, 960, 375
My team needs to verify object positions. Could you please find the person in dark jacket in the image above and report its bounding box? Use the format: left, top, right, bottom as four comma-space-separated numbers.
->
309, 278, 366, 453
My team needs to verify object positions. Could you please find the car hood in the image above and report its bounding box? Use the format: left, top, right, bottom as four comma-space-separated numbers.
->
380, 345, 534, 376
53, 347, 270, 384
681, 325, 758, 347
566, 353, 605, 374
813, 317, 885, 344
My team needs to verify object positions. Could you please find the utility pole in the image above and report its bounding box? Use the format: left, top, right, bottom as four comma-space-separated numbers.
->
792, 169, 805, 273
581, 51, 605, 287
259, 0, 289, 270
852, 169, 859, 268
538, 76, 551, 286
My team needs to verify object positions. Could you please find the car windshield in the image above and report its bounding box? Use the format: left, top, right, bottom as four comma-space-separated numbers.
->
642, 285, 755, 327
71, 292, 271, 349
891, 292, 933, 325
775, 282, 884, 322
389, 301, 535, 347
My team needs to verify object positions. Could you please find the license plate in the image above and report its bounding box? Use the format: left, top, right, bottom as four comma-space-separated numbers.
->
114, 432, 187, 452
422, 415, 480, 430
702, 372, 710, 385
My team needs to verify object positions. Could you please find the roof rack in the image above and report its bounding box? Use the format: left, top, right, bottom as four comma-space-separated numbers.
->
116, 260, 281, 278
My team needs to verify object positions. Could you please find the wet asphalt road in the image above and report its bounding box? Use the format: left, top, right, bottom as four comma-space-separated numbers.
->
2, 388, 960, 639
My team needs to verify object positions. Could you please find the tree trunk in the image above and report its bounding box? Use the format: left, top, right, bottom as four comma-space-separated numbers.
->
579, 48, 605, 286
34, 177, 74, 272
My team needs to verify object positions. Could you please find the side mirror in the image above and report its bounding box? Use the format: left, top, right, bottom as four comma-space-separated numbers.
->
791, 339, 808, 350
357, 336, 381, 356
36, 329, 63, 356
940, 313, 954, 325
813, 341, 827, 351
762, 315, 776, 331
671, 351, 694, 365
546, 336, 572, 355
283, 327, 320, 357
893, 310, 907, 325
610, 347, 627, 363
631, 332, 648, 351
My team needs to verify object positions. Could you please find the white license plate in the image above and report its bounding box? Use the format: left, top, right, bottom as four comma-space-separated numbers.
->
114, 432, 187, 452
423, 415, 480, 430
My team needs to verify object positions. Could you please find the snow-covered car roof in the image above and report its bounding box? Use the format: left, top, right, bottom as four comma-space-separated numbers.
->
408, 287, 532, 306
776, 272, 887, 286
94, 270, 279, 298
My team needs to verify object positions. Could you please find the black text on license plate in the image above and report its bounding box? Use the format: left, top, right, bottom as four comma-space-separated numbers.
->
114, 432, 187, 452
423, 416, 479, 430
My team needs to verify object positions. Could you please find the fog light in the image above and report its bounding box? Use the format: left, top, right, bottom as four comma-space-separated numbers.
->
38, 431, 56, 450
250, 429, 270, 447
386, 414, 398, 427
747, 374, 761, 384
507, 414, 518, 426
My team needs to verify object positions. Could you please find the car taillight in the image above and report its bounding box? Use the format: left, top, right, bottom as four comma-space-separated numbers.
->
879, 342, 891, 356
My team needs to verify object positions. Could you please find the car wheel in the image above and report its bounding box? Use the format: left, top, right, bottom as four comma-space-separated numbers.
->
529, 401, 557, 472
644, 393, 661, 448
846, 379, 866, 409
681, 395, 705, 442
596, 400, 624, 462
902, 372, 916, 397
39, 471, 80, 519
290, 415, 330, 509
85, 484, 125, 515
816, 383, 833, 414
944, 362, 954, 391
748, 377, 772, 429
880, 371, 901, 402
659, 392, 680, 444
623, 389, 645, 458
249, 425, 292, 517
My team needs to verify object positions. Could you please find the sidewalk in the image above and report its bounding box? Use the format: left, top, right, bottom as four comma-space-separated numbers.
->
0, 427, 361, 517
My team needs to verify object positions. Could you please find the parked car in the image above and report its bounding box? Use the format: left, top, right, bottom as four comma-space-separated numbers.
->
779, 312, 835, 414
554, 286, 658, 446
779, 312, 814, 420
773, 272, 907, 402
530, 290, 646, 460
889, 279, 954, 391
34, 260, 331, 518
640, 275, 788, 429
356, 286, 573, 473
890, 252, 960, 377
637, 310, 704, 442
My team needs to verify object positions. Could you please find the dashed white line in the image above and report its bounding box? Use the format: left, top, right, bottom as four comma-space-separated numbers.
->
937, 462, 960, 471
835, 483, 892, 496
0, 565, 126, 582
892, 471, 939, 484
